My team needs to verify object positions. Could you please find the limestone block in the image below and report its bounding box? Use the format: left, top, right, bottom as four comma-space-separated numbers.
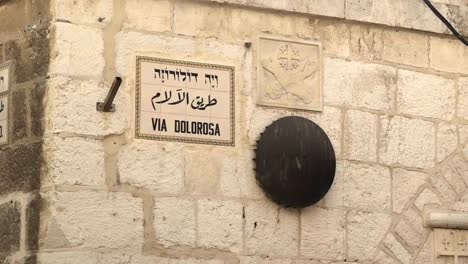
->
37, 252, 98, 264
415, 188, 442, 211
430, 36, 468, 74
119, 141, 184, 195
379, 116, 435, 169
42, 191, 143, 249
46, 77, 128, 136
382, 30, 429, 67
239, 256, 294, 264
174, 1, 229, 38
346, 0, 396, 26
374, 251, 399, 264
321, 161, 346, 208
244, 200, 299, 256
347, 211, 392, 261
439, 161, 467, 196
154, 197, 196, 247
459, 78, 468, 121
350, 25, 383, 61
344, 110, 378, 162
50, 23, 104, 77
185, 150, 221, 195
324, 58, 396, 111
124, 0, 172, 32
414, 234, 433, 264
130, 255, 224, 264
397, 69, 456, 120
321, 22, 350, 57
394, 219, 424, 251
392, 169, 427, 213
347, 162, 391, 211
429, 172, 458, 205
43, 136, 105, 186
0, 201, 20, 253
382, 233, 412, 264
437, 123, 458, 162
169, 259, 224, 264
197, 199, 243, 252
300, 207, 344, 259
403, 206, 426, 235
52, 0, 113, 26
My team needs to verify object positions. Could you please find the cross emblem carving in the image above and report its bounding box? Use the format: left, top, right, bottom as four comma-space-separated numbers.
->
277, 44, 301, 71
436, 230, 468, 264
443, 239, 451, 250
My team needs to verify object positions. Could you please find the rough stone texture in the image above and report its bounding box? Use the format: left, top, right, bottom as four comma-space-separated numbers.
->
124, 0, 172, 32
50, 22, 104, 77
154, 197, 196, 247
415, 188, 442, 211
414, 234, 433, 264
0, 143, 42, 196
429, 172, 458, 205
41, 191, 144, 249
394, 219, 424, 251
347, 162, 391, 211
397, 69, 456, 120
382, 30, 429, 67
374, 251, 399, 264
300, 207, 344, 260
344, 110, 378, 162
322, 22, 350, 57
321, 161, 346, 208
379, 116, 436, 169
26, 196, 41, 251
197, 199, 243, 252
119, 142, 184, 194
244, 201, 298, 256
382, 233, 412, 264
0, 201, 21, 253
392, 169, 427, 213
437, 122, 458, 162
43, 136, 105, 187
10, 89, 27, 142
347, 211, 392, 261
459, 78, 468, 121
350, 25, 383, 61
430, 36, 468, 74
324, 58, 396, 111
185, 150, 221, 195
403, 206, 426, 235
239, 256, 294, 264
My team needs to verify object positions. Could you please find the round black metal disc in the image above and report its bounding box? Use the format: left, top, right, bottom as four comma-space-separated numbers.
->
255, 116, 336, 208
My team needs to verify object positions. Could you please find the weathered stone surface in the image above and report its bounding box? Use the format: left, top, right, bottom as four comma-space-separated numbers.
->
437, 123, 458, 162
52, 0, 113, 26
321, 161, 346, 208
382, 233, 412, 264
350, 25, 383, 61
414, 234, 433, 264
0, 201, 21, 253
347, 211, 392, 261
379, 116, 435, 169
245, 201, 298, 256
439, 160, 467, 196
347, 162, 391, 211
30, 81, 46, 137
46, 77, 128, 136
394, 219, 424, 251
239, 256, 294, 264
392, 169, 427, 213
397, 69, 456, 120
50, 23, 104, 77
415, 188, 441, 211
185, 150, 221, 195
429, 172, 458, 205
0, 143, 41, 196
382, 30, 429, 67
43, 136, 105, 186
321, 22, 350, 57
459, 78, 468, 121
301, 207, 344, 259
430, 36, 468, 74
344, 110, 378, 162
374, 251, 399, 264
124, 0, 172, 32
403, 206, 426, 235
26, 196, 41, 251
11, 89, 27, 142
198, 199, 243, 252
37, 251, 99, 264
119, 142, 184, 194
41, 191, 143, 249
324, 58, 396, 111
154, 197, 196, 247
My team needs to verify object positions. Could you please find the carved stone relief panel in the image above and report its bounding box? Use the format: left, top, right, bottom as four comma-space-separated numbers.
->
435, 229, 468, 264
257, 36, 322, 111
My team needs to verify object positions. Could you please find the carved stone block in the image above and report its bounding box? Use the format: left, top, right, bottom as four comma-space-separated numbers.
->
257, 36, 322, 111
434, 229, 468, 264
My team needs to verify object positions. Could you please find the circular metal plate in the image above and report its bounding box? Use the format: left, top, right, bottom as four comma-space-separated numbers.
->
255, 116, 336, 208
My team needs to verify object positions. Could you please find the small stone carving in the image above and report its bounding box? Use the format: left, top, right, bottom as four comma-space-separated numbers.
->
435, 229, 468, 264
257, 36, 322, 111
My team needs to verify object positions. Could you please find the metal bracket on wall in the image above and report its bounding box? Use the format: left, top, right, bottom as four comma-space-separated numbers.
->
97, 77, 122, 112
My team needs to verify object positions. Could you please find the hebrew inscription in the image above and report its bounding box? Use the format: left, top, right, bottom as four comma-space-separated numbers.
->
257, 37, 322, 111
435, 229, 468, 264
136, 56, 235, 146
0, 63, 10, 146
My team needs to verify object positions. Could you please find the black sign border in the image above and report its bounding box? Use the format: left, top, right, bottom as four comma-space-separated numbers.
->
135, 56, 236, 147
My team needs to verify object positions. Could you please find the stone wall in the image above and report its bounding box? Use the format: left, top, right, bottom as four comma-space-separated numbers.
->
0, 0, 50, 263
4, 0, 466, 263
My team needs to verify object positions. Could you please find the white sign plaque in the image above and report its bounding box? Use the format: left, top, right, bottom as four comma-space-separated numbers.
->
136, 56, 235, 146
0, 64, 9, 94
